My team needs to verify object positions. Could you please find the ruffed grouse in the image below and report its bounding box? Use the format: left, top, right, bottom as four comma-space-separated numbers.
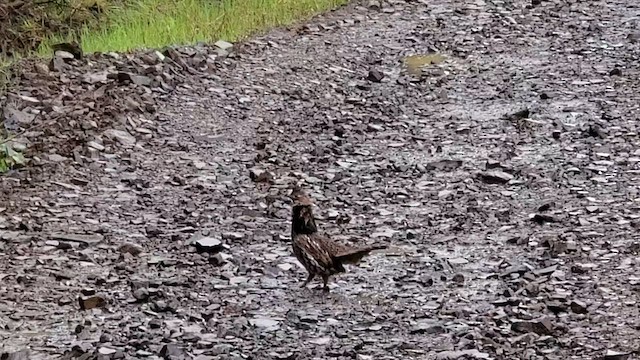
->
290, 187, 387, 291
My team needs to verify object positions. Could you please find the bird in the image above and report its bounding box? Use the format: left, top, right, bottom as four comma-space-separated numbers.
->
289, 187, 387, 292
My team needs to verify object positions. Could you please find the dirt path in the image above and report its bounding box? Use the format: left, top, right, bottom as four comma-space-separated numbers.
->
1, 0, 640, 359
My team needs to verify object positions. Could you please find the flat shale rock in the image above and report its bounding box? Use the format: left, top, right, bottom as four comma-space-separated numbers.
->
79, 295, 107, 310
570, 300, 588, 314
249, 317, 280, 331
192, 236, 223, 253
104, 129, 137, 146
160, 343, 187, 359
436, 350, 491, 359
604, 350, 633, 360
426, 159, 463, 171
118, 242, 143, 256
51, 233, 104, 245
511, 317, 553, 335
477, 171, 514, 184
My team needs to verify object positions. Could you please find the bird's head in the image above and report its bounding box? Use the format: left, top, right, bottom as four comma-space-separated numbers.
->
290, 184, 311, 203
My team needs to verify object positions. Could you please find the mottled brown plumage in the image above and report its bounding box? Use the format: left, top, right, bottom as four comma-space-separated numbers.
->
290, 188, 387, 291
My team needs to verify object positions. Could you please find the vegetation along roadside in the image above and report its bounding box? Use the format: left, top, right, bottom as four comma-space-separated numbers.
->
0, 0, 349, 173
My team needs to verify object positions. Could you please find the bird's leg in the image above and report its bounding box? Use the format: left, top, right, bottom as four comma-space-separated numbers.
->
300, 272, 315, 288
321, 274, 330, 292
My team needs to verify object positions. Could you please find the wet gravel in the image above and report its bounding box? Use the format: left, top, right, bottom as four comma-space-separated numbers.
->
1, 0, 640, 359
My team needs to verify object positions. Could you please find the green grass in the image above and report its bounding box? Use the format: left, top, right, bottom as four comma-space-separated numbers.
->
0, 58, 15, 95
38, 0, 348, 55
2, 0, 347, 173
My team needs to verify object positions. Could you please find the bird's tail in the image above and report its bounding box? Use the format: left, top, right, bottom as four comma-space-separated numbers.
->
333, 244, 387, 265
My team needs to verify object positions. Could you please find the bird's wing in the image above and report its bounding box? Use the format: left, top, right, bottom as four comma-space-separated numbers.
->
293, 233, 344, 274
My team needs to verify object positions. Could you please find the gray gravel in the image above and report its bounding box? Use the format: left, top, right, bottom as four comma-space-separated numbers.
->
1, 0, 640, 359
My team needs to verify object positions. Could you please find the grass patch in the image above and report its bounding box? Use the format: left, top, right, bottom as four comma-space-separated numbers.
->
39, 0, 348, 54
0, 58, 16, 96
2, 0, 347, 173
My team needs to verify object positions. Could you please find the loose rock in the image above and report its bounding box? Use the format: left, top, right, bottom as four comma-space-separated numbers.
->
79, 295, 107, 310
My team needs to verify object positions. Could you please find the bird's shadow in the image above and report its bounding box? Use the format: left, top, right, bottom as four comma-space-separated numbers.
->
293, 282, 356, 305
